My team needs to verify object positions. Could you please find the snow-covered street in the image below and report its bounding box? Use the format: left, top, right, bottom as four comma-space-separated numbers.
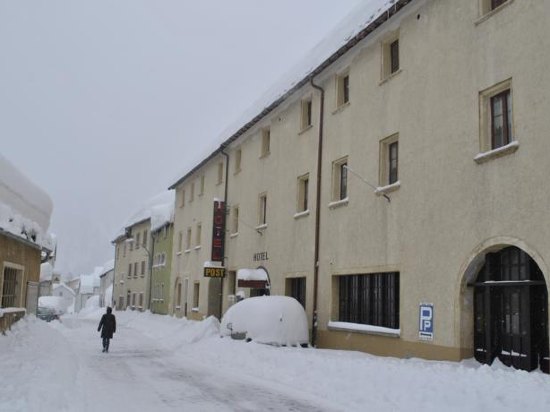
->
2, 310, 550, 412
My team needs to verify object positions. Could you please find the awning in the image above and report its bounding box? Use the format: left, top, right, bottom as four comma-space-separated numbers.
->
237, 268, 269, 289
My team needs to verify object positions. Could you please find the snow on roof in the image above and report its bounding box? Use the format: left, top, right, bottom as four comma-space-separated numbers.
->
52, 282, 76, 296
40, 262, 54, 282
170, 0, 394, 188
237, 268, 268, 282
0, 153, 53, 231
115, 191, 174, 239
101, 259, 115, 275
0, 154, 55, 250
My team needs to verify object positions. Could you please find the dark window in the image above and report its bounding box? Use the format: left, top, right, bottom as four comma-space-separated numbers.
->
289, 277, 306, 308
339, 162, 348, 200
1, 268, 18, 307
338, 272, 399, 329
389, 141, 399, 184
390, 40, 399, 74
306, 100, 312, 127
491, 0, 507, 10
301, 177, 309, 211
491, 90, 512, 149
128, 263, 132, 278
342, 75, 350, 104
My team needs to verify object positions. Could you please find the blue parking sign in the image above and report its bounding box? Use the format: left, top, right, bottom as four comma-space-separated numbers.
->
419, 303, 434, 341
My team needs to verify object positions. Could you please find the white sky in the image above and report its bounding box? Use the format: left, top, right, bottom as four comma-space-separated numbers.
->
0, 0, 362, 277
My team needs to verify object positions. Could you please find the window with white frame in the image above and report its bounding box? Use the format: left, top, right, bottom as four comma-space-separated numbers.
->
301, 98, 313, 130
332, 157, 348, 201
297, 174, 309, 212
379, 134, 400, 187
258, 193, 267, 225
336, 71, 350, 108
261, 128, 271, 157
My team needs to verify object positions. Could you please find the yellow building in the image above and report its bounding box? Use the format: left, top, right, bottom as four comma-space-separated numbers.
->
170, 0, 550, 373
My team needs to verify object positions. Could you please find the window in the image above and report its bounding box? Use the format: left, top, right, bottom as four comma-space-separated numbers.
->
338, 272, 399, 329
196, 223, 202, 247
297, 174, 309, 212
190, 182, 195, 202
186, 227, 192, 250
490, 90, 512, 149
193, 282, 200, 308
179, 189, 185, 208
235, 148, 242, 173
217, 162, 224, 185
128, 263, 132, 278
199, 175, 205, 196
178, 231, 183, 252
141, 261, 145, 276
336, 72, 350, 107
258, 193, 267, 225
142, 230, 147, 249
232, 206, 239, 234
133, 262, 138, 278
382, 33, 400, 80
379, 134, 400, 187
261, 128, 271, 157
139, 293, 143, 308
176, 282, 182, 307
301, 98, 313, 130
227, 271, 236, 296
135, 233, 140, 249
132, 293, 136, 306
480, 0, 510, 14
287, 277, 306, 309
332, 157, 348, 201
478, 79, 516, 157
129, 238, 133, 251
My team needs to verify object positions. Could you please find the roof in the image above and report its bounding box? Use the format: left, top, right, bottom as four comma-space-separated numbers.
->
113, 190, 174, 241
169, 0, 413, 189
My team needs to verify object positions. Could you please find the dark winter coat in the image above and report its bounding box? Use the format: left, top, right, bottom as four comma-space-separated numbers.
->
97, 313, 116, 339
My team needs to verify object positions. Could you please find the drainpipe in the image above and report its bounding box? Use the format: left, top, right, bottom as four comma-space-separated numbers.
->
220, 146, 230, 319
310, 77, 325, 347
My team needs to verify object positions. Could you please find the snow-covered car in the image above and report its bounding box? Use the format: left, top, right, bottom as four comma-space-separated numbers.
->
36, 306, 59, 322
220, 295, 309, 346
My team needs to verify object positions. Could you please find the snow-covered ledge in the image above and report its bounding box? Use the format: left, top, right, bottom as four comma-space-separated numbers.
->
293, 210, 310, 219
474, 141, 519, 164
327, 321, 400, 338
255, 223, 268, 231
328, 197, 349, 209
375, 181, 400, 196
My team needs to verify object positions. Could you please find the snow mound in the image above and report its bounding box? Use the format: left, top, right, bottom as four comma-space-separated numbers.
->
221, 296, 309, 346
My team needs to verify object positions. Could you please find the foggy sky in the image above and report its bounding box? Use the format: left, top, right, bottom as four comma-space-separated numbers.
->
0, 0, 362, 277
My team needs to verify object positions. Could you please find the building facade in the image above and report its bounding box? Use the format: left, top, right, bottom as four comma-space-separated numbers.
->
168, 0, 549, 373
150, 223, 173, 315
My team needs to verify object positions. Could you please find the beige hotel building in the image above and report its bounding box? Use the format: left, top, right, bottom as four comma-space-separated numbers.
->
169, 0, 550, 373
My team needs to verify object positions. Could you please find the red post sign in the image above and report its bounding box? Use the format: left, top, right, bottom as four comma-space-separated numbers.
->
211, 200, 225, 263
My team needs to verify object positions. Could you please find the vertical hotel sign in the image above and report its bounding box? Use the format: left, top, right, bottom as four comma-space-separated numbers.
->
211, 200, 225, 263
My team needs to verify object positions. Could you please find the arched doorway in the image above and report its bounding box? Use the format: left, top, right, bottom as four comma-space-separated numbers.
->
473, 246, 549, 372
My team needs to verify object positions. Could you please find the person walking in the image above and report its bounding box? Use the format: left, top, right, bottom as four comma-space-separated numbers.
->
97, 307, 116, 353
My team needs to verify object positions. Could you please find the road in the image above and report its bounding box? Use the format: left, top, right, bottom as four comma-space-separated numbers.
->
31, 317, 340, 412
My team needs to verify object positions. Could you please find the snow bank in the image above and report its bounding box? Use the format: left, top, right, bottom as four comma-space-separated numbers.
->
221, 296, 308, 346
38, 296, 65, 313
